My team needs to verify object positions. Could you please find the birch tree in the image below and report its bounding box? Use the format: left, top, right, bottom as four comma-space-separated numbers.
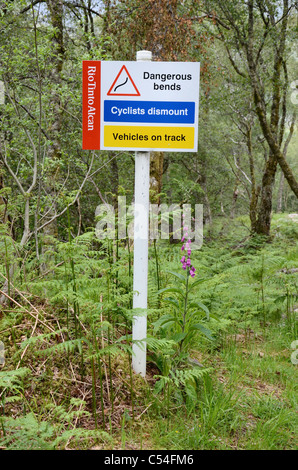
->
197, 0, 297, 235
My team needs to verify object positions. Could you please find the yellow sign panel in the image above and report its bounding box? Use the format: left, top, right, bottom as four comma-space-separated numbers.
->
104, 126, 194, 150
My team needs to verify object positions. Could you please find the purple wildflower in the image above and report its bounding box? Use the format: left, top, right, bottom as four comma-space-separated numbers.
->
180, 218, 196, 278
190, 266, 196, 278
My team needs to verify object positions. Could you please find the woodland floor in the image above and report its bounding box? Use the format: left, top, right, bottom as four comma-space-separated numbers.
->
0, 213, 297, 450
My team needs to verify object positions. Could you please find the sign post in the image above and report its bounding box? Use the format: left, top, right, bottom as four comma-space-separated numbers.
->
131, 51, 151, 377
82, 54, 200, 377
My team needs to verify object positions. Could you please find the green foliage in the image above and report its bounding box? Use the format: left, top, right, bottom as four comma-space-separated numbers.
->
154, 366, 213, 410
0, 400, 111, 450
0, 367, 30, 394
0, 0, 297, 451
199, 376, 241, 432
1, 219, 297, 449
155, 271, 213, 356
0, 413, 56, 450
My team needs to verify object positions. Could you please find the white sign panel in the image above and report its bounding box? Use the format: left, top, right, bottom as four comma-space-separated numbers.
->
83, 61, 200, 152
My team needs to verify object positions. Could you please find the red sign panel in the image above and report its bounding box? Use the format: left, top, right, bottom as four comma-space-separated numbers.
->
82, 61, 101, 150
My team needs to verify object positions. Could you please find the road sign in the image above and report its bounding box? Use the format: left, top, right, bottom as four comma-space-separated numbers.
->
107, 65, 140, 96
83, 52, 200, 377
82, 60, 200, 152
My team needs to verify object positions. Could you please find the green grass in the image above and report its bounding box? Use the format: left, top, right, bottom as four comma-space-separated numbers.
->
139, 326, 297, 450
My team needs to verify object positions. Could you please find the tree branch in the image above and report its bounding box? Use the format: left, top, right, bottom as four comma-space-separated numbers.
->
36, 151, 95, 233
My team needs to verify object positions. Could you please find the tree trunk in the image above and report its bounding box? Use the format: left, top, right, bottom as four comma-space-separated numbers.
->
230, 156, 240, 220
150, 151, 164, 204
202, 182, 212, 226
255, 155, 278, 236
195, 161, 212, 226
110, 153, 119, 205
246, 125, 258, 233
0, 199, 31, 305
42, 0, 65, 265
0, 164, 7, 223
277, 171, 285, 213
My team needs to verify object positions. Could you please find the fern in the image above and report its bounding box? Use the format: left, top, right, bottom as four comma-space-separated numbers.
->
146, 336, 176, 353
154, 366, 212, 393
154, 366, 213, 413
0, 367, 30, 392
0, 411, 112, 450
0, 413, 55, 450
38, 338, 83, 356
53, 428, 111, 448
171, 366, 213, 387
19, 329, 67, 350
46, 398, 91, 425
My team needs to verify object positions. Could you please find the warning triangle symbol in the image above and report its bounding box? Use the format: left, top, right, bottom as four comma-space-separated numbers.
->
107, 65, 140, 96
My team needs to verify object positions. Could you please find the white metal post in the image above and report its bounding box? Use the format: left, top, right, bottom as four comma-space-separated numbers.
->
132, 50, 152, 377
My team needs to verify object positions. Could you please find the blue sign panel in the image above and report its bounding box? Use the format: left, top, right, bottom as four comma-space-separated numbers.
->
104, 100, 195, 124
